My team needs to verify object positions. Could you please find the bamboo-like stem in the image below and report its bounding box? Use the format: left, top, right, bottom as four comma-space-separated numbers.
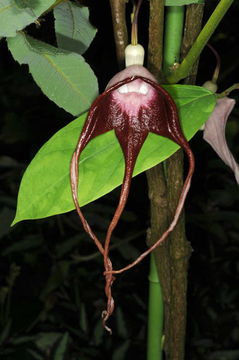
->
167, 0, 234, 83
163, 6, 184, 75
146, 164, 170, 360
147, 254, 164, 360
109, 0, 128, 69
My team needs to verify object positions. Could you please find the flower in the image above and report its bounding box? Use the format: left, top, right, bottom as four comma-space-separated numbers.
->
203, 97, 239, 184
70, 64, 194, 332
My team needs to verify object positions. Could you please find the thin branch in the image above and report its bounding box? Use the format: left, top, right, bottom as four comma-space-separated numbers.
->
109, 0, 128, 69
218, 83, 239, 98
181, 3, 205, 84
147, 0, 164, 80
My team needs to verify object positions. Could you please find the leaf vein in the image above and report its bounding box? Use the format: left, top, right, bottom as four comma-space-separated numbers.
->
42, 53, 89, 104
0, 4, 12, 13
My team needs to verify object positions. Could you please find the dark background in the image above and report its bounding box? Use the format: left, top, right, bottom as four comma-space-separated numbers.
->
0, 1, 239, 359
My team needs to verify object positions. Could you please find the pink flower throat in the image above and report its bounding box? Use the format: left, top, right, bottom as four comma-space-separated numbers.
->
112, 79, 156, 116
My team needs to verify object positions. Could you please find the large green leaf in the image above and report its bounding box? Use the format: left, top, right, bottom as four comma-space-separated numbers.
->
0, 0, 55, 37
12, 85, 216, 225
7, 32, 98, 116
54, 2, 97, 55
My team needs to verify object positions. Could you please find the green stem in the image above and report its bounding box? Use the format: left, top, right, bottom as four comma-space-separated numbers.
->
147, 254, 164, 360
163, 6, 185, 75
218, 83, 239, 98
167, 0, 234, 83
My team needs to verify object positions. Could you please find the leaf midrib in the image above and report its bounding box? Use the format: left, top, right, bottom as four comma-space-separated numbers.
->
16, 140, 118, 219
42, 53, 91, 105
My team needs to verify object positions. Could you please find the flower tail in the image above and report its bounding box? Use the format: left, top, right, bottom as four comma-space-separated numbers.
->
106, 145, 195, 275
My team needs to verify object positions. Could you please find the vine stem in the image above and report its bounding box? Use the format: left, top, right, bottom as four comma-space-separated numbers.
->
167, 0, 234, 84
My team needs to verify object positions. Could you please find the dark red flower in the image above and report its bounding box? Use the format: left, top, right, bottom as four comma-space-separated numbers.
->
70, 65, 194, 332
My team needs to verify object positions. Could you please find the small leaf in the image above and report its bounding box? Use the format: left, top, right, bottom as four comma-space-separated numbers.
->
12, 335, 37, 345
112, 341, 130, 360
92, 320, 104, 345
54, 2, 97, 54
55, 234, 85, 258
0, 207, 14, 239
12, 86, 216, 224
27, 349, 44, 360
116, 307, 128, 338
0, 0, 55, 37
79, 303, 88, 333
2, 235, 43, 255
35, 332, 63, 352
0, 319, 12, 345
7, 32, 98, 116
53, 332, 69, 360
40, 261, 71, 300
166, 0, 204, 5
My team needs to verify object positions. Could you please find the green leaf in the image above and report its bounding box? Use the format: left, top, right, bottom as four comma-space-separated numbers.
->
112, 341, 130, 360
0, 0, 55, 37
53, 332, 69, 360
12, 85, 216, 225
2, 235, 43, 255
7, 32, 98, 116
35, 332, 63, 352
0, 319, 12, 345
27, 349, 44, 360
166, 0, 204, 5
40, 261, 71, 300
116, 307, 128, 338
54, 2, 97, 55
79, 303, 88, 333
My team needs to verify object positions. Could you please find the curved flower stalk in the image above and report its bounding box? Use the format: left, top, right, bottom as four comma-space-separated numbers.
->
203, 96, 239, 184
70, 64, 195, 333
